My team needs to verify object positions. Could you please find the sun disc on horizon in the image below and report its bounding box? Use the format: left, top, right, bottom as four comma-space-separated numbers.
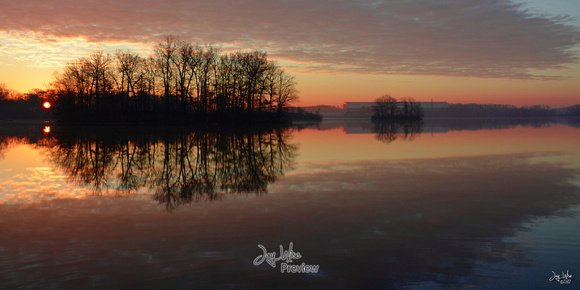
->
43, 101, 51, 109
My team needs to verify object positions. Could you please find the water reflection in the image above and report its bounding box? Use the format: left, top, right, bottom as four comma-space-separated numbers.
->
0, 136, 20, 159
0, 123, 48, 160
325, 117, 580, 135
372, 120, 423, 144
1, 152, 578, 288
1, 120, 580, 288
268, 154, 580, 288
36, 126, 297, 210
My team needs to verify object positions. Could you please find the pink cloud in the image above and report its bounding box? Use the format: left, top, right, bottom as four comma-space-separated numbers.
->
1, 0, 579, 78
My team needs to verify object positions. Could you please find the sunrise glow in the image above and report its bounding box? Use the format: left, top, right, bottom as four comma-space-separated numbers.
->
0, 0, 579, 107
43, 102, 51, 109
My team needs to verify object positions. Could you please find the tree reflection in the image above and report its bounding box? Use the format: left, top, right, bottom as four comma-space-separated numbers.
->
39, 127, 297, 210
372, 120, 423, 144
0, 123, 49, 159
0, 136, 24, 159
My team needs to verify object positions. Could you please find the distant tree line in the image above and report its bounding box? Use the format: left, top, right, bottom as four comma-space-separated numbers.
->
284, 107, 323, 121
372, 95, 424, 120
566, 104, 580, 116
0, 83, 51, 120
440, 104, 554, 118
47, 36, 299, 123
427, 103, 580, 118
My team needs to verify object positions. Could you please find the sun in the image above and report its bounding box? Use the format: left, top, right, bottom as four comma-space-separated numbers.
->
43, 101, 51, 109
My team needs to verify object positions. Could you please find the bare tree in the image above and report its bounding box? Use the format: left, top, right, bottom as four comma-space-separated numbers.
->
198, 45, 218, 113
173, 41, 199, 112
408, 97, 424, 119
83, 51, 113, 111
116, 50, 144, 110
49, 36, 300, 122
274, 70, 299, 113
154, 35, 179, 112
373, 95, 423, 119
0, 82, 10, 102
372, 95, 398, 118
264, 66, 279, 113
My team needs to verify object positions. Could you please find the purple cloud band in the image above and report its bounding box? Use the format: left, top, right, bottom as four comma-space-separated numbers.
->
1, 0, 579, 79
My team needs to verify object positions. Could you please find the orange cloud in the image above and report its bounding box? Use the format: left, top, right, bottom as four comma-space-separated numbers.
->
0, 0, 579, 79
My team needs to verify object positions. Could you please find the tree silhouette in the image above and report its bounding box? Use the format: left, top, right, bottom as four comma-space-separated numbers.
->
39, 126, 298, 211
49, 36, 300, 123
372, 95, 423, 120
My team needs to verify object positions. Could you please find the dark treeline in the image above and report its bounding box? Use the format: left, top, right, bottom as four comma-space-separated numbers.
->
0, 83, 51, 120
284, 107, 323, 121
445, 103, 552, 117
0, 122, 50, 153
36, 125, 297, 211
48, 36, 299, 123
377, 117, 580, 132
427, 103, 580, 118
566, 104, 580, 116
372, 95, 424, 120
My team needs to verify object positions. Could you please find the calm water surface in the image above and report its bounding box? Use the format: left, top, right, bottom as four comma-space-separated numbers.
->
0, 119, 579, 289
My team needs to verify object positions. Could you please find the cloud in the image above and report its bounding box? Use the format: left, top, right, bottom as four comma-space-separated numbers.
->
0, 31, 150, 68
1, 0, 579, 78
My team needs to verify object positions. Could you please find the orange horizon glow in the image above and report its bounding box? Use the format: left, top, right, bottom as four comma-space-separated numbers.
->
1, 0, 580, 110
1, 68, 578, 108
293, 71, 580, 108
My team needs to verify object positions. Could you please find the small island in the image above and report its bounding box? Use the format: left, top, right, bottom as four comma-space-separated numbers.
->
371, 95, 424, 120
45, 36, 311, 124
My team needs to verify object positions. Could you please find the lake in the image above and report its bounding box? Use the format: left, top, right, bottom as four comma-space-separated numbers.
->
1, 118, 579, 289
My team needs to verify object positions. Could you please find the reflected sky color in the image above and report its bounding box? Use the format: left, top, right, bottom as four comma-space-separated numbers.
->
2, 121, 580, 205
1, 0, 580, 106
0, 144, 106, 203
293, 123, 580, 167
1, 120, 580, 288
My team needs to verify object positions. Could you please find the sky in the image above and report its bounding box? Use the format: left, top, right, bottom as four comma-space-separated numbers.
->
1, 0, 579, 107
